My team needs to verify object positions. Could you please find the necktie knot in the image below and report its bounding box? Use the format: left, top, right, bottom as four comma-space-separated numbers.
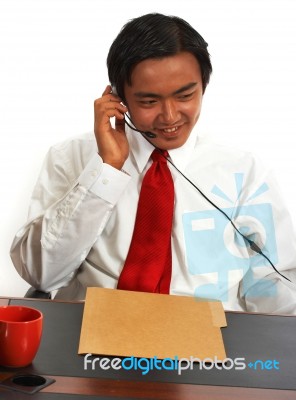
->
151, 149, 169, 162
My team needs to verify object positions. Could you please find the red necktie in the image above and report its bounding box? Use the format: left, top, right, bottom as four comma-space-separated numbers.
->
117, 149, 174, 294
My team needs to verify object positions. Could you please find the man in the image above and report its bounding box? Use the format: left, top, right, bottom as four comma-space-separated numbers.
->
10, 13, 296, 313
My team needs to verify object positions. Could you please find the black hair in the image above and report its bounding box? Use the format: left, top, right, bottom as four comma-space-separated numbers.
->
107, 13, 212, 100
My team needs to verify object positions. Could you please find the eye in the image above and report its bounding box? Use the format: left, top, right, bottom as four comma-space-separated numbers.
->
178, 91, 195, 100
138, 99, 158, 106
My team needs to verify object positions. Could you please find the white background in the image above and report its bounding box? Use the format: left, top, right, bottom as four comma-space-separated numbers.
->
1, 0, 296, 297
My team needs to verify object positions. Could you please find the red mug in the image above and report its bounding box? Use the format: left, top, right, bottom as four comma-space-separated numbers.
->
0, 306, 43, 367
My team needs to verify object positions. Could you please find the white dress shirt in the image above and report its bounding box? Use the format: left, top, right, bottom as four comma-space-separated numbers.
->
10, 126, 296, 314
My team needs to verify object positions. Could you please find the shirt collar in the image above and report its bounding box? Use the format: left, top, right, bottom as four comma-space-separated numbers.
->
127, 126, 154, 173
127, 125, 199, 173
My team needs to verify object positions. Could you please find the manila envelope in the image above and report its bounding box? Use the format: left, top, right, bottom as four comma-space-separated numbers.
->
78, 287, 227, 360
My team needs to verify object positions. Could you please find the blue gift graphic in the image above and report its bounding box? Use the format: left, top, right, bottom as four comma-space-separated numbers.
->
182, 173, 278, 301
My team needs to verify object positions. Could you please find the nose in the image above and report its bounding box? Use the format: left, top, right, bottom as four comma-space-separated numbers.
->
159, 99, 180, 125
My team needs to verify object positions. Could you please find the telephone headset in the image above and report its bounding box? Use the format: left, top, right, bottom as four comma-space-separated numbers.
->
110, 85, 291, 282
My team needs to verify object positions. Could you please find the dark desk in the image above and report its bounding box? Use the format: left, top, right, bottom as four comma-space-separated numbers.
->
0, 297, 296, 399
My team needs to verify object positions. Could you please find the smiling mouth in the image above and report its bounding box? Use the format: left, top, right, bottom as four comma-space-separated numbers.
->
162, 126, 179, 133
157, 125, 182, 136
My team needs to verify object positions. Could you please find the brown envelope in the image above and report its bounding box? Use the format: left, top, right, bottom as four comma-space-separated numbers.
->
78, 287, 227, 360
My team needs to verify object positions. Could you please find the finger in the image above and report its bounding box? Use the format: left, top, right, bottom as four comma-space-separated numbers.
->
101, 85, 122, 103
94, 97, 127, 116
105, 102, 127, 113
102, 108, 126, 122
102, 85, 112, 96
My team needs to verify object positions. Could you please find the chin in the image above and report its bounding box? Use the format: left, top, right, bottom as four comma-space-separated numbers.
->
155, 135, 190, 150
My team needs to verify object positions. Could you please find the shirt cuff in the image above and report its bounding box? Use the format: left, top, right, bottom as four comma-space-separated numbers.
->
78, 153, 131, 204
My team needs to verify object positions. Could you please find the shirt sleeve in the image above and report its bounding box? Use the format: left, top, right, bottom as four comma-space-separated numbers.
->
242, 271, 296, 314
238, 161, 296, 315
10, 141, 131, 293
78, 153, 131, 204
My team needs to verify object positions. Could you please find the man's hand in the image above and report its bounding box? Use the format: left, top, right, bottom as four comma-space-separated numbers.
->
94, 85, 129, 170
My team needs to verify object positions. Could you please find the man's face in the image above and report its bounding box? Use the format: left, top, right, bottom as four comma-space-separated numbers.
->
124, 51, 203, 150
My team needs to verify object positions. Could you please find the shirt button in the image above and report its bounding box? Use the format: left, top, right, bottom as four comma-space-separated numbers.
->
91, 170, 98, 177
102, 178, 109, 185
